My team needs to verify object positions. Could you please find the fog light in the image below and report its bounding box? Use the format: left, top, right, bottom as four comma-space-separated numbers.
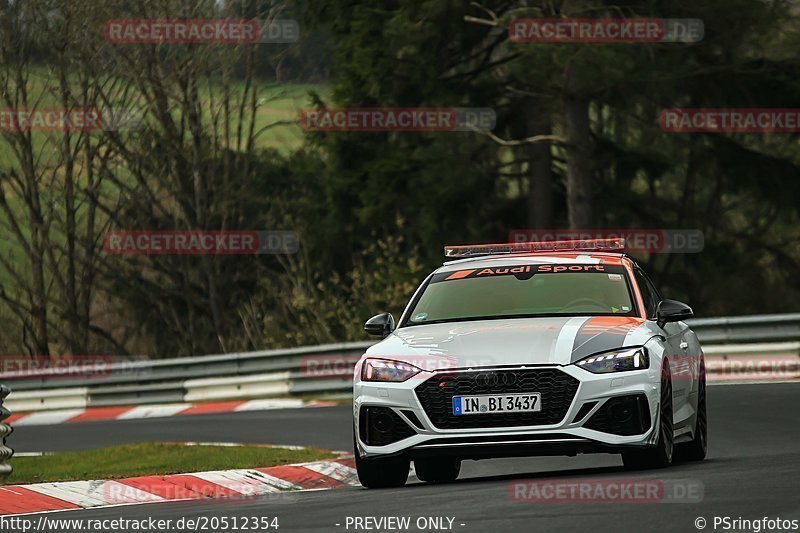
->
372, 411, 395, 432
609, 403, 633, 423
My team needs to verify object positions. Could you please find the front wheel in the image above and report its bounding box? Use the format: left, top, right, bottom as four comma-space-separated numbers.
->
676, 363, 707, 461
354, 435, 409, 488
622, 362, 674, 469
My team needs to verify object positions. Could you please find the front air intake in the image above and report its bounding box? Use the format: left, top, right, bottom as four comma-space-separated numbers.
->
584, 394, 651, 436
359, 406, 416, 446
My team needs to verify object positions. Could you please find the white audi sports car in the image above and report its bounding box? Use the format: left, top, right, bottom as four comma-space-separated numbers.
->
353, 239, 706, 488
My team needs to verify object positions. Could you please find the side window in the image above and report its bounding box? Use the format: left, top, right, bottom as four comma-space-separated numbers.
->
634, 268, 660, 318
645, 278, 661, 318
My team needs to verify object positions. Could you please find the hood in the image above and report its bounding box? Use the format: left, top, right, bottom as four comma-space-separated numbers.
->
364, 316, 657, 368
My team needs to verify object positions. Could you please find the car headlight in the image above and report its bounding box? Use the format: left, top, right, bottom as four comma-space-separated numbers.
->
575, 347, 649, 373
361, 358, 422, 382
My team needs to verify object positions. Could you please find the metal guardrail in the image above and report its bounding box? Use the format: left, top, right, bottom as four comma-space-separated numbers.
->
1, 342, 371, 411
1, 341, 372, 392
0, 314, 798, 411
0, 384, 13, 475
687, 314, 800, 344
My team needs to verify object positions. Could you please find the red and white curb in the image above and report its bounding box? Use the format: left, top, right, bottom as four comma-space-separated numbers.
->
5, 399, 336, 427
0, 457, 358, 516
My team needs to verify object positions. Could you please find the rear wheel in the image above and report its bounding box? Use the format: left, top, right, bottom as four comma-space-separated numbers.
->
414, 458, 461, 483
353, 434, 409, 488
622, 362, 674, 469
676, 363, 707, 461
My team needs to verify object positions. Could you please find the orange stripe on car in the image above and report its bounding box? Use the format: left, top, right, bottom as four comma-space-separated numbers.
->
581, 316, 645, 332
445, 269, 476, 280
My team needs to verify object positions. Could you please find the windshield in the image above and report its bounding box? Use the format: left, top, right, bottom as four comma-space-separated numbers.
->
405, 264, 636, 325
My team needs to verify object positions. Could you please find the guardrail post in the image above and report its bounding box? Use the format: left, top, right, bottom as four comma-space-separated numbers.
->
0, 384, 13, 476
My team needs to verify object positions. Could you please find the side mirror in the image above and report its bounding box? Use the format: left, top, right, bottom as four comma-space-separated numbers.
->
364, 312, 395, 337
656, 299, 693, 328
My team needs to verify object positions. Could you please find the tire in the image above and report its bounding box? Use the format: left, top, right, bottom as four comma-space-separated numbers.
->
676, 362, 707, 462
354, 434, 409, 488
414, 458, 461, 484
622, 362, 674, 469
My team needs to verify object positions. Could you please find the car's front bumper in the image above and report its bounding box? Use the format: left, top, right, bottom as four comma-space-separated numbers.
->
353, 363, 662, 460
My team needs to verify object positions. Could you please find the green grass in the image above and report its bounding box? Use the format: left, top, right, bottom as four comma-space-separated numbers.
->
247, 83, 330, 154
0, 66, 330, 162
1, 442, 336, 485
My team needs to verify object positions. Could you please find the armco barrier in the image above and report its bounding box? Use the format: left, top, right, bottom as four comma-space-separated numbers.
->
688, 314, 800, 344
86, 382, 185, 407
0, 384, 13, 475
2, 387, 88, 412
1, 313, 798, 412
183, 372, 291, 402
0, 341, 374, 393
0, 342, 371, 411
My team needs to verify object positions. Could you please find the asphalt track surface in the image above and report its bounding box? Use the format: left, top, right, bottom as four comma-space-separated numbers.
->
8, 383, 800, 533
13, 406, 355, 453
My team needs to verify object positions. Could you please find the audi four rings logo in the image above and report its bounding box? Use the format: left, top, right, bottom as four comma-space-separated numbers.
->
475, 372, 518, 387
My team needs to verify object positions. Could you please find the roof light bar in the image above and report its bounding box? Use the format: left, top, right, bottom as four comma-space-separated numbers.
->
444, 238, 625, 258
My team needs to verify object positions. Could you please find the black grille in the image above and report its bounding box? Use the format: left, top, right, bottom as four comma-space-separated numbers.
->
584, 394, 651, 436
414, 368, 580, 429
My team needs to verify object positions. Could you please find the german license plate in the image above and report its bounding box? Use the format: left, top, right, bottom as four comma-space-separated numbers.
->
452, 393, 541, 415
